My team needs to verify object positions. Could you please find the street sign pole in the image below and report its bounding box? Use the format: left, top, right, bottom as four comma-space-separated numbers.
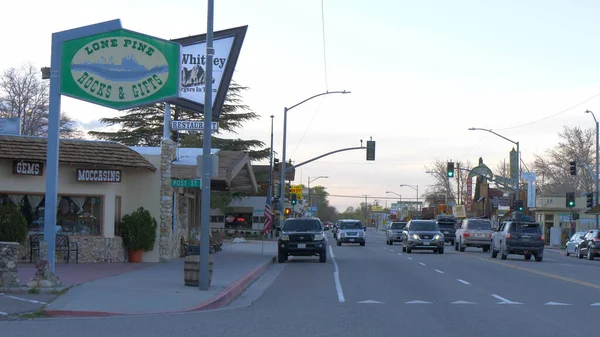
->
199, 0, 214, 291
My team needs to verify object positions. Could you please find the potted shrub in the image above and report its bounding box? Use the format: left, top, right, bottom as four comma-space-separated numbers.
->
0, 203, 28, 244
120, 207, 158, 263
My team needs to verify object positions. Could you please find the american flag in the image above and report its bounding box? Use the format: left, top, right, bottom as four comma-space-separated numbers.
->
263, 187, 273, 235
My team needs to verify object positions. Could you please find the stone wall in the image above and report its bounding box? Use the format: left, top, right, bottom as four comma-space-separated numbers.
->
0, 242, 20, 287
18, 237, 126, 263
168, 193, 189, 259
159, 139, 177, 262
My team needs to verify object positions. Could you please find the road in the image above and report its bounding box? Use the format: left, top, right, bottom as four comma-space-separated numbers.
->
3, 228, 600, 336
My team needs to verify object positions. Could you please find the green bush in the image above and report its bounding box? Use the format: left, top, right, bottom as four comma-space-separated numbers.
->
120, 207, 158, 252
0, 203, 28, 243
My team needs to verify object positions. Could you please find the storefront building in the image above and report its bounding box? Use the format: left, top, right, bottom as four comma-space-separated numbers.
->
532, 194, 596, 245
0, 135, 259, 263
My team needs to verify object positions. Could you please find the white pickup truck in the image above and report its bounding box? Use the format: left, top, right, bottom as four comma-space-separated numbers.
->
455, 218, 493, 252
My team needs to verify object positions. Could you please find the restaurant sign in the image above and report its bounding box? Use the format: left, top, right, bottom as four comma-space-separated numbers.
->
13, 160, 44, 176
76, 169, 122, 182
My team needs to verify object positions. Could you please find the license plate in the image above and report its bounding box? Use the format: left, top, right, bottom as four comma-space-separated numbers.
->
444, 231, 449, 234
349, 239, 355, 242
297, 244, 306, 248
476, 233, 484, 237
423, 242, 430, 245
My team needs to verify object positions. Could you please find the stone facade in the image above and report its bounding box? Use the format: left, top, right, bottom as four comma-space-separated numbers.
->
0, 242, 20, 288
159, 139, 177, 262
18, 237, 126, 263
169, 193, 189, 259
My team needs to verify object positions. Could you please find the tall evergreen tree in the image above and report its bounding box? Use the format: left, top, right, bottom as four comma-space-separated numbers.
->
88, 82, 269, 161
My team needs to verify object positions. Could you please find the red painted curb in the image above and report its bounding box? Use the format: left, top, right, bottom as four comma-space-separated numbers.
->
44, 256, 276, 318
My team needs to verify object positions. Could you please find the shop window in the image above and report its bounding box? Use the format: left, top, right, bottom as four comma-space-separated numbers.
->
0, 193, 102, 236
114, 196, 122, 236
210, 215, 224, 222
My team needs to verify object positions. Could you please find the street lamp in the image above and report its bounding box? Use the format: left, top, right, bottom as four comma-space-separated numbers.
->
469, 127, 520, 202
399, 184, 419, 218
386, 191, 402, 201
585, 110, 599, 229
308, 175, 329, 216
279, 91, 350, 223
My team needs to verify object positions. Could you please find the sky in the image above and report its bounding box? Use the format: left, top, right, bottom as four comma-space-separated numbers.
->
3, 0, 600, 211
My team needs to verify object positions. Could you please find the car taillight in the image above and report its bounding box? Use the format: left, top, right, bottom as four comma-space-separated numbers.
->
593, 238, 600, 242
463, 232, 470, 238
541, 235, 545, 241
506, 233, 511, 239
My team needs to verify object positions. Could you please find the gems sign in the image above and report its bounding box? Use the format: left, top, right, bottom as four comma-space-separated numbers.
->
60, 29, 181, 110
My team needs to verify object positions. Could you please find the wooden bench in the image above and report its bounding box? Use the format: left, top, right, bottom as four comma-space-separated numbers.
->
30, 234, 79, 263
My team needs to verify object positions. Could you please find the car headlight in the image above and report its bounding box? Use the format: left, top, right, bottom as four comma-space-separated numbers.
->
434, 234, 442, 240
280, 234, 290, 241
340, 232, 345, 236
412, 234, 419, 240
314, 234, 324, 240
358, 232, 364, 237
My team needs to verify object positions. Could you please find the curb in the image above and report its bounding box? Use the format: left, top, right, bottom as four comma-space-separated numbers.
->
43, 255, 276, 318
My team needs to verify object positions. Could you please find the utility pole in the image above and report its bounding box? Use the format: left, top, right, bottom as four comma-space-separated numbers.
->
457, 162, 461, 204
363, 195, 368, 223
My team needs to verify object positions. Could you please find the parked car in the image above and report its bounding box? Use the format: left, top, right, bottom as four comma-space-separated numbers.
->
402, 219, 445, 254
577, 229, 600, 260
386, 221, 407, 245
565, 231, 586, 257
490, 214, 544, 262
277, 217, 327, 263
455, 218, 493, 252
336, 219, 366, 246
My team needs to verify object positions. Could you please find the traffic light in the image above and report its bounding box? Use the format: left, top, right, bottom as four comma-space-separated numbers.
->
515, 200, 524, 211
366, 140, 376, 161
291, 194, 297, 205
587, 192, 593, 208
569, 160, 577, 175
566, 192, 575, 208
273, 158, 280, 171
284, 208, 291, 216
447, 162, 455, 178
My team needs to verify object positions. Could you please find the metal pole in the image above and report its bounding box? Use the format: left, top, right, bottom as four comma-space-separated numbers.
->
457, 162, 460, 204
364, 195, 367, 223
44, 32, 63, 274
516, 142, 520, 202
280, 108, 288, 226
416, 185, 419, 219
268, 115, 274, 237
163, 104, 171, 140
594, 116, 600, 228
199, 0, 214, 291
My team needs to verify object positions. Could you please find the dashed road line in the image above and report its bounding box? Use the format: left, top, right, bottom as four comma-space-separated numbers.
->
457, 279, 470, 285
435, 269, 444, 274
397, 253, 403, 256
407, 257, 413, 260
419, 262, 426, 266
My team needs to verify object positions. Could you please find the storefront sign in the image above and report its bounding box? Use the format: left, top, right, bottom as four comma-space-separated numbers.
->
13, 160, 44, 176
170, 26, 247, 118
76, 169, 122, 182
60, 29, 181, 110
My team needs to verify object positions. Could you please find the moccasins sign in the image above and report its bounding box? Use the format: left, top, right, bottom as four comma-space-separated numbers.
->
60, 29, 181, 110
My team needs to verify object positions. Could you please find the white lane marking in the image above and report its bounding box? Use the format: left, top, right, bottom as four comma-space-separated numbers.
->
435, 269, 444, 274
492, 294, 522, 305
452, 300, 476, 304
405, 300, 432, 304
329, 245, 345, 303
357, 300, 384, 304
419, 262, 426, 266
390, 250, 395, 252
397, 253, 403, 256
2, 294, 47, 305
545, 302, 571, 306
457, 279, 470, 285
590, 302, 600, 306
407, 257, 413, 260
0, 311, 7, 316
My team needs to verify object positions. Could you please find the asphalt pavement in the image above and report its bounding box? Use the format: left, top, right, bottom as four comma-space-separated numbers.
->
3, 228, 600, 336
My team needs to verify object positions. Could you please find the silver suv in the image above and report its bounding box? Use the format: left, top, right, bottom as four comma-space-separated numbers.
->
336, 219, 366, 246
402, 219, 445, 254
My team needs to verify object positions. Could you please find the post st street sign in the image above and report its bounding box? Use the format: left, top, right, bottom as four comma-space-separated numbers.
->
172, 179, 201, 188
60, 29, 181, 110
170, 120, 218, 131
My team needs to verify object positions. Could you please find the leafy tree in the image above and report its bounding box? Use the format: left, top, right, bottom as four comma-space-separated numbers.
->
306, 185, 337, 221
0, 63, 81, 138
88, 82, 269, 160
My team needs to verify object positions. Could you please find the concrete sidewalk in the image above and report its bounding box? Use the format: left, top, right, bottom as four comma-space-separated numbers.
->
44, 240, 277, 317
